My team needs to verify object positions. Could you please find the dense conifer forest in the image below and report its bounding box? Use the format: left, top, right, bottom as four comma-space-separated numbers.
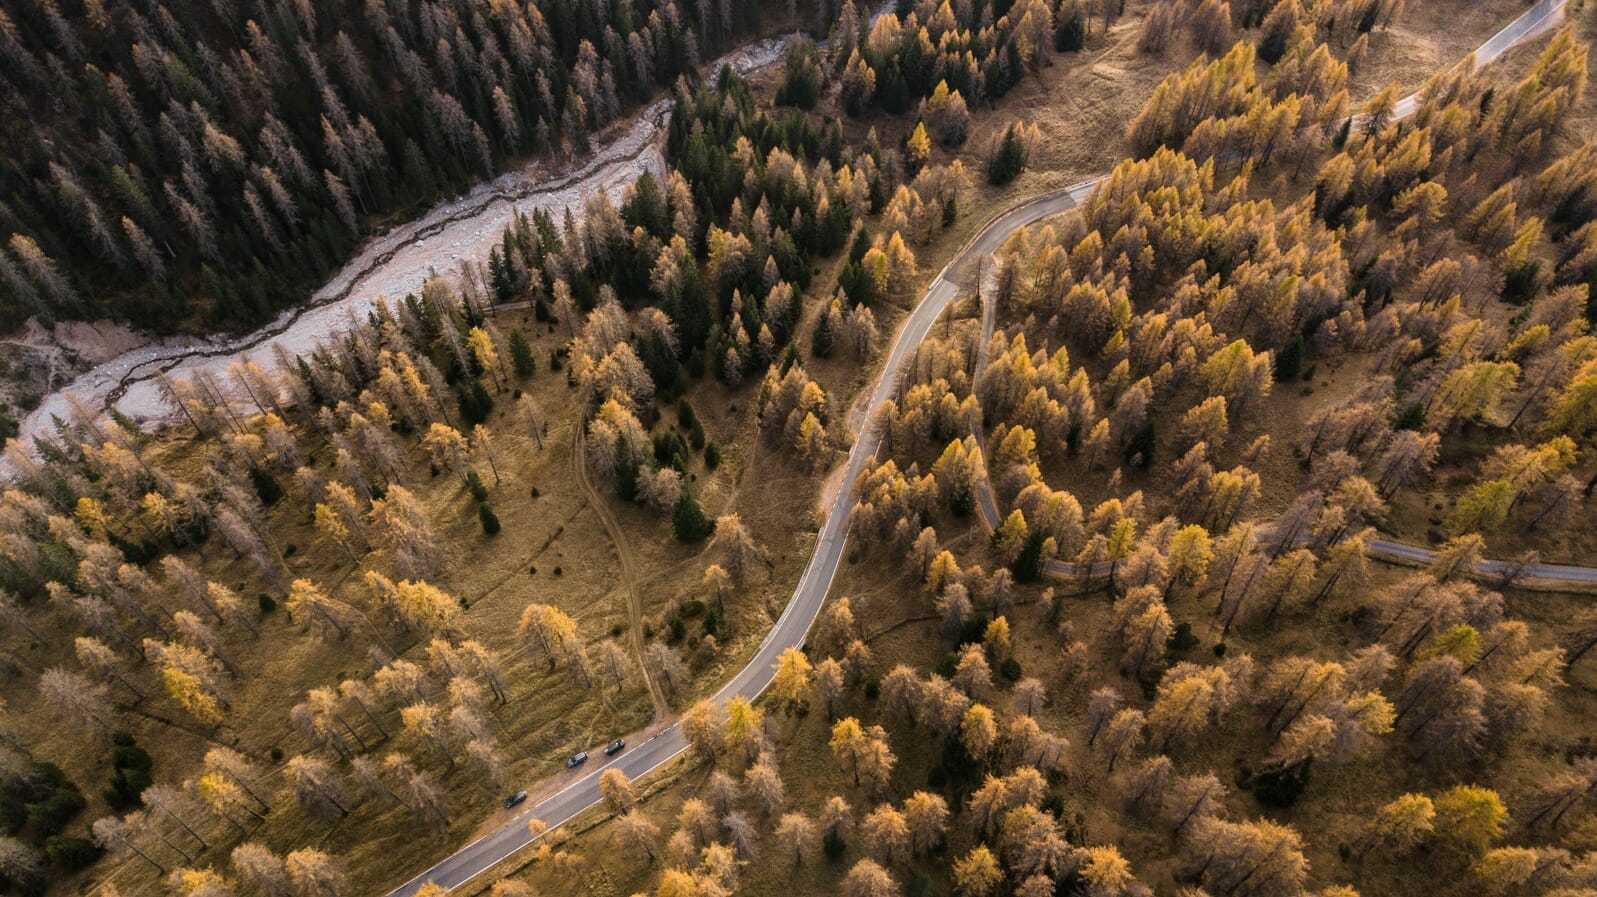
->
0, 0, 823, 332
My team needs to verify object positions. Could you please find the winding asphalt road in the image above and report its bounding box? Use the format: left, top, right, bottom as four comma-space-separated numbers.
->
383, 173, 1102, 897
384, 1, 1576, 894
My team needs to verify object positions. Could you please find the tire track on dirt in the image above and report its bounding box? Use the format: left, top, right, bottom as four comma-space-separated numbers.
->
570, 417, 670, 721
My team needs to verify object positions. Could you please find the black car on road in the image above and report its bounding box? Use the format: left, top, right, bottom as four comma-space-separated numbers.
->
604, 740, 625, 756
503, 790, 527, 809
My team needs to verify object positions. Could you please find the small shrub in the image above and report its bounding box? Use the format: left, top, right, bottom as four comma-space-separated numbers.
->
1275, 334, 1304, 381
704, 442, 721, 469
479, 504, 501, 535
509, 328, 537, 376
987, 122, 1031, 185
823, 829, 846, 862
1503, 261, 1543, 304
958, 614, 991, 647
109, 532, 160, 565
28, 789, 87, 836
1055, 11, 1086, 50
258, 593, 277, 613
249, 467, 284, 505
1012, 528, 1047, 582
2, 764, 79, 838
467, 471, 489, 502
104, 739, 152, 812
940, 733, 979, 780
456, 380, 494, 426
774, 41, 822, 109
999, 657, 1023, 681
1253, 761, 1311, 808
45, 834, 102, 871
1393, 403, 1425, 431
672, 486, 715, 542
109, 744, 151, 775
653, 431, 688, 467
1125, 419, 1157, 468
1042, 793, 1066, 818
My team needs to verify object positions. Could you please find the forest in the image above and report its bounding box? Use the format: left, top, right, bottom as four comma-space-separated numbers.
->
5, 1, 1597, 897
0, 0, 1056, 894
0, 0, 824, 333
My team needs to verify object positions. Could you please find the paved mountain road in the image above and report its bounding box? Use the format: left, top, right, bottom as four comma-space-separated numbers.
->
385, 1, 1574, 894
384, 171, 1099, 897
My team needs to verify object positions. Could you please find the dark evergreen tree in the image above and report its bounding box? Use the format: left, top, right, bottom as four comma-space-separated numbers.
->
775, 40, 823, 109
672, 483, 716, 542
988, 123, 1030, 185
510, 328, 537, 377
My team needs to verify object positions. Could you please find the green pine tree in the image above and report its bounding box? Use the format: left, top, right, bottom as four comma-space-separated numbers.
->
988, 124, 1029, 186
673, 484, 716, 542
509, 328, 537, 377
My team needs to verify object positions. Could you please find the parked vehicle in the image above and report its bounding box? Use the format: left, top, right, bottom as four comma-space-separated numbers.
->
604, 739, 625, 756
503, 790, 528, 809
566, 752, 588, 768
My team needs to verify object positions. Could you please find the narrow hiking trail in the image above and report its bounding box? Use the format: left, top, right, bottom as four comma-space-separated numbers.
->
570, 419, 671, 722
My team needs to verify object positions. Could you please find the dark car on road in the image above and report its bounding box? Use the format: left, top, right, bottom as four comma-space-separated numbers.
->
604, 739, 625, 756
566, 752, 588, 768
503, 790, 528, 809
